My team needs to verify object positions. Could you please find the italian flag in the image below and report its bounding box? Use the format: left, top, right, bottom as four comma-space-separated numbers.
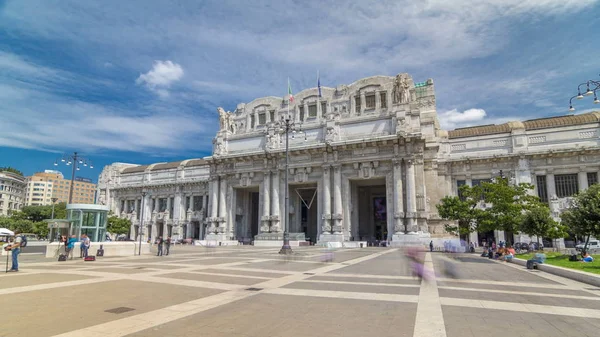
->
288, 78, 294, 103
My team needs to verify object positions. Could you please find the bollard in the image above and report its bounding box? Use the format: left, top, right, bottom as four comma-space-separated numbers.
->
360, 243, 363, 248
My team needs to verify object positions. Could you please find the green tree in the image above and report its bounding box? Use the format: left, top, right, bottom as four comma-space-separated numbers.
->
519, 206, 557, 247
560, 184, 600, 252
0, 167, 23, 176
437, 184, 488, 238
107, 215, 131, 237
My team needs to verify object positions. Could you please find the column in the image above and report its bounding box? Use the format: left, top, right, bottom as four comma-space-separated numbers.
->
189, 195, 194, 211
360, 92, 366, 114
210, 178, 219, 218
166, 197, 172, 216
317, 98, 322, 119
271, 170, 281, 232
218, 177, 227, 232
393, 160, 404, 234
375, 91, 381, 110
304, 102, 309, 119
546, 173, 556, 199
332, 165, 343, 234
261, 172, 271, 233
578, 171, 589, 192
406, 159, 417, 233
153, 197, 159, 212
322, 165, 331, 233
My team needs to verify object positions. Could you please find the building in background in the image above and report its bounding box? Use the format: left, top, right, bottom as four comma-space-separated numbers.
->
0, 170, 27, 216
25, 170, 96, 206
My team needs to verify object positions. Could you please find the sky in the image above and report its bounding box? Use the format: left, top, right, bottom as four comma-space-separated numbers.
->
1, 0, 599, 182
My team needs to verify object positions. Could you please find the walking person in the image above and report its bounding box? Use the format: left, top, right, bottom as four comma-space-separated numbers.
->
5, 230, 23, 272
429, 240, 434, 252
165, 236, 171, 256
156, 236, 164, 256
81, 234, 90, 258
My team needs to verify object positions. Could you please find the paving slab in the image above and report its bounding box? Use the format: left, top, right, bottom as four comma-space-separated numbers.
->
0, 272, 97, 289
173, 258, 249, 265
161, 272, 265, 285
90, 267, 156, 274
236, 260, 326, 272
438, 280, 596, 297
0, 279, 222, 336
199, 268, 286, 278
309, 275, 420, 285
282, 280, 421, 295
127, 293, 418, 337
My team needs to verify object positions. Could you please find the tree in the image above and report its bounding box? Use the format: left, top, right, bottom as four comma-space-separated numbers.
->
0, 167, 23, 176
107, 215, 131, 237
560, 184, 600, 252
437, 184, 488, 238
520, 206, 557, 247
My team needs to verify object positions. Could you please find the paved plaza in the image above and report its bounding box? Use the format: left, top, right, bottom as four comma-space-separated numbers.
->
1, 246, 600, 337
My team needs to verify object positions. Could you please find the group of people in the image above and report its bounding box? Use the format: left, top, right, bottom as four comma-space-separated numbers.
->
480, 241, 516, 261
59, 233, 91, 259
154, 236, 172, 256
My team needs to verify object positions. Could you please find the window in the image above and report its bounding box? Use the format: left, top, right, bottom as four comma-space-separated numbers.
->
258, 112, 266, 125
250, 115, 255, 128
471, 179, 491, 187
555, 174, 578, 198
321, 102, 327, 115
193, 196, 203, 211
587, 172, 598, 187
355, 96, 361, 113
269, 110, 275, 123
299, 106, 305, 121
308, 104, 317, 118
365, 94, 376, 109
535, 175, 548, 202
456, 180, 466, 199
380, 92, 387, 109
159, 198, 167, 212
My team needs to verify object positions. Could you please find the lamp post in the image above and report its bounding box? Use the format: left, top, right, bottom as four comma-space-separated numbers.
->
278, 115, 306, 255
50, 197, 59, 219
568, 75, 600, 111
138, 190, 147, 256
54, 152, 94, 204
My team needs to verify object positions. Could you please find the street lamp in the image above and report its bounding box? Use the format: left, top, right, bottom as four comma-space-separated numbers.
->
568, 75, 600, 111
50, 197, 59, 219
277, 115, 306, 255
138, 190, 148, 256
54, 152, 94, 204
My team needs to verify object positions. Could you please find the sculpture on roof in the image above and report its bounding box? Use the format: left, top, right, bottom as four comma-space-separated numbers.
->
392, 74, 411, 104
217, 107, 233, 132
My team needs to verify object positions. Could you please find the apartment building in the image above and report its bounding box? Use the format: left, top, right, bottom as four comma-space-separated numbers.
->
25, 170, 96, 205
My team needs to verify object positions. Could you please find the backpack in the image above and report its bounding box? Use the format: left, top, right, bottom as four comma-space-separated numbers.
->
20, 235, 28, 248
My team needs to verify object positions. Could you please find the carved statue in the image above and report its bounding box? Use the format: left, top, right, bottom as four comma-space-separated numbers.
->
217, 107, 232, 132
392, 74, 411, 104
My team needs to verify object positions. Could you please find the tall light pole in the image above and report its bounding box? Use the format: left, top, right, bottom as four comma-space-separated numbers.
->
50, 197, 59, 219
278, 115, 305, 255
54, 152, 94, 204
138, 190, 147, 256
569, 74, 600, 111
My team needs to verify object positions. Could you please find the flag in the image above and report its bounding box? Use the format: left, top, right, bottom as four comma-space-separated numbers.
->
288, 78, 294, 103
317, 70, 322, 98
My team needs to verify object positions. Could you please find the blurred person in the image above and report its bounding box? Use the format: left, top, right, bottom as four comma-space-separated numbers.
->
582, 252, 594, 263
4, 230, 23, 272
81, 234, 90, 258
429, 240, 433, 252
165, 236, 171, 256
66, 235, 78, 260
156, 236, 164, 256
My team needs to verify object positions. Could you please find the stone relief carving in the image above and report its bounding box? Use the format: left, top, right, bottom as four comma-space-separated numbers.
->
416, 98, 435, 108
325, 126, 339, 143
392, 74, 411, 104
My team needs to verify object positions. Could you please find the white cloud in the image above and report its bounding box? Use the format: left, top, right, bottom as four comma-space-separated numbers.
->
439, 108, 487, 129
136, 60, 184, 97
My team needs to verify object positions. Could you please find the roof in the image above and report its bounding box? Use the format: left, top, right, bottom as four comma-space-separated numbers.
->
150, 161, 182, 171
448, 111, 600, 139
121, 165, 149, 174
185, 159, 208, 167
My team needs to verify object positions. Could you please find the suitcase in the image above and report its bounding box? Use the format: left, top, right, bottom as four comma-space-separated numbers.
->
58, 254, 67, 261
84, 256, 96, 261
96, 244, 104, 257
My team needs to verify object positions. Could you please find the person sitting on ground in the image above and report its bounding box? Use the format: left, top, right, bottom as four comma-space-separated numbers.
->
502, 246, 515, 262
582, 252, 594, 263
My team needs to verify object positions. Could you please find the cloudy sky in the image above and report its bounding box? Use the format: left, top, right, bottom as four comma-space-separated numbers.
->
1, 0, 599, 180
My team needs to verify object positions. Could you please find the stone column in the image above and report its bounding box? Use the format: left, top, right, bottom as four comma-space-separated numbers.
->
166, 197, 172, 217
271, 170, 281, 232
208, 178, 219, 234
218, 177, 227, 233
406, 159, 417, 233
578, 171, 589, 192
261, 172, 271, 233
546, 173, 556, 199
375, 91, 381, 110
393, 160, 404, 234
322, 165, 331, 233
189, 195, 194, 211
153, 197, 159, 213
317, 98, 322, 120
304, 102, 309, 119
360, 92, 366, 114
332, 165, 343, 234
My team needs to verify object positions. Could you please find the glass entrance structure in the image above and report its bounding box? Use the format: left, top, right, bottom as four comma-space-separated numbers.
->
66, 204, 110, 242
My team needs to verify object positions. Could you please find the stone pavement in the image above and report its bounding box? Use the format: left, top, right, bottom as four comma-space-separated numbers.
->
1, 246, 600, 337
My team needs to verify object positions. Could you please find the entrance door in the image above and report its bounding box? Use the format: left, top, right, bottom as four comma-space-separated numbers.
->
354, 178, 387, 243
373, 196, 387, 241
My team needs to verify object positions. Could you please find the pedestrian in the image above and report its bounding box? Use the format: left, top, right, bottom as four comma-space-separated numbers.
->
429, 240, 433, 252
165, 236, 171, 256
79, 233, 85, 258
66, 235, 77, 260
81, 234, 90, 258
5, 230, 23, 272
156, 236, 164, 256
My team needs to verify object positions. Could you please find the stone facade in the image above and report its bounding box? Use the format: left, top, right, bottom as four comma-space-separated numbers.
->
97, 73, 600, 246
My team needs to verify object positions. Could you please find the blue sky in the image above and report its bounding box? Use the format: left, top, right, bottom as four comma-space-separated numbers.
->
1, 0, 599, 182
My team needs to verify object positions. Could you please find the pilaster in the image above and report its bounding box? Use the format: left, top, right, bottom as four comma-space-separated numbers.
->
261, 172, 271, 232
406, 159, 417, 233
321, 165, 332, 233
271, 170, 281, 233
393, 159, 404, 234
332, 165, 343, 234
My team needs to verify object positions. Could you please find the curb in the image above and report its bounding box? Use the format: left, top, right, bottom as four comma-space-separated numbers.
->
512, 257, 600, 288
